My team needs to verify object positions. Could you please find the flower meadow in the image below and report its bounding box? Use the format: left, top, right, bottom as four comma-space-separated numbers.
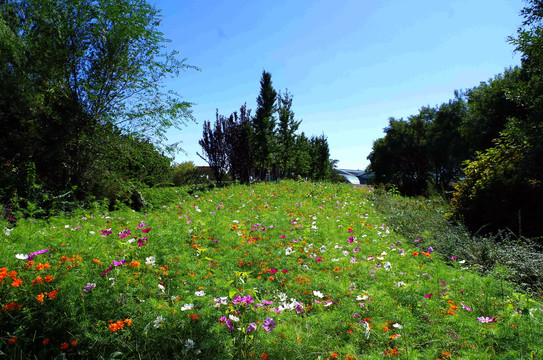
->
1, 181, 543, 359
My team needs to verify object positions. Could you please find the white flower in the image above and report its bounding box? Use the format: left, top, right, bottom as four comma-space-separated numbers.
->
229, 314, 240, 322
356, 295, 369, 301
185, 338, 195, 350
195, 290, 205, 297
181, 303, 194, 311
64, 225, 70, 228
392, 323, 403, 329
363, 321, 371, 339
145, 256, 155, 266
383, 262, 392, 271
319, 245, 327, 252
395, 281, 406, 287
285, 247, 295, 255
313, 290, 324, 298
381, 251, 388, 256
4, 228, 13, 236
158, 284, 165, 293
153, 315, 164, 328
15, 253, 28, 260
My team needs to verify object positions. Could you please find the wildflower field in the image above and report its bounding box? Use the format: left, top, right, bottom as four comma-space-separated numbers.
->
1, 181, 543, 359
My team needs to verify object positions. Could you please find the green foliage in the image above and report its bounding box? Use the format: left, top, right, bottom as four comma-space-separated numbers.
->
0, 0, 195, 214
452, 119, 543, 239
372, 188, 543, 294
173, 162, 201, 186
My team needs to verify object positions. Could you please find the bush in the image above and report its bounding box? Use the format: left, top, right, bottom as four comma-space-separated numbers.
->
451, 121, 543, 240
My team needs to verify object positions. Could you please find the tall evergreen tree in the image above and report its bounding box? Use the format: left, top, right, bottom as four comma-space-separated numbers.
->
252, 70, 277, 180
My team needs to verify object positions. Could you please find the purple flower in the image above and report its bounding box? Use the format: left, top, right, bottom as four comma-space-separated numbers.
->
83, 282, 96, 292
220, 316, 233, 330
348, 236, 354, 243
262, 300, 273, 306
113, 259, 126, 267
263, 317, 275, 332
295, 303, 304, 314
247, 323, 257, 332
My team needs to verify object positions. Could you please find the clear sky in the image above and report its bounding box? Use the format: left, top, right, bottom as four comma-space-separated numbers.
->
154, 0, 523, 170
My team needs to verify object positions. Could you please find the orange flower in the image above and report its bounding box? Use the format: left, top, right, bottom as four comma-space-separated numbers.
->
124, 318, 132, 326
92, 259, 102, 266
8, 336, 17, 344
44, 275, 53, 282
48, 290, 59, 299
60, 342, 69, 351
37, 293, 45, 302
334, 266, 340, 272
109, 323, 119, 332
11, 278, 22, 287
330, 353, 339, 359
383, 326, 389, 332
8, 270, 18, 280
33, 276, 44, 285
412, 251, 419, 256
116, 320, 125, 330
268, 276, 274, 281
130, 261, 140, 268
260, 352, 269, 360
189, 313, 199, 322
71, 339, 78, 346
422, 252, 431, 257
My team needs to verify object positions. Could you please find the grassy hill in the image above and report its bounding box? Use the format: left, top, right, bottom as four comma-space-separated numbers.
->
1, 181, 542, 359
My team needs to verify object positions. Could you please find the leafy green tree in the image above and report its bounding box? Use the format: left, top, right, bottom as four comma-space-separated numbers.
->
226, 104, 254, 184
426, 95, 468, 191
252, 70, 277, 180
309, 134, 332, 181
452, 0, 543, 239
276, 89, 301, 179
198, 111, 230, 184
292, 132, 312, 178
0, 0, 195, 208
173, 161, 201, 186
461, 68, 525, 154
367, 113, 429, 195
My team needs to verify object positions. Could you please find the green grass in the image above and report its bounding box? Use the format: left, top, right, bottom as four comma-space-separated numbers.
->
1, 180, 543, 359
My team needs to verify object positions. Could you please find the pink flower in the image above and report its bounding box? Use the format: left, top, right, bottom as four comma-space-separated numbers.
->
280, 235, 286, 239
424, 293, 433, 298
462, 304, 472, 311
316, 257, 323, 262
281, 269, 288, 274
477, 316, 494, 323
269, 269, 278, 274
142, 228, 151, 233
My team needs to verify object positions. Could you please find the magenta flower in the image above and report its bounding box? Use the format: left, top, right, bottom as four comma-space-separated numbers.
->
27, 249, 50, 261
316, 257, 323, 262
281, 269, 288, 274
477, 316, 494, 323
270, 269, 278, 274
462, 304, 473, 311
263, 317, 276, 331
280, 235, 286, 239
424, 293, 433, 298
101, 228, 112, 237
348, 236, 355, 243
142, 227, 151, 233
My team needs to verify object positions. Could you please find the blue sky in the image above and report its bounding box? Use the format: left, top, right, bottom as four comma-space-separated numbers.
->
155, 0, 523, 170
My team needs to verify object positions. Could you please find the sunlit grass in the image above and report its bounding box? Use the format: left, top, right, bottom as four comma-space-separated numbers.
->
1, 180, 542, 359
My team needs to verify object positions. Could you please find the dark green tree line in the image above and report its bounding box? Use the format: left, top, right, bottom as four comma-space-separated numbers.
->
198, 71, 337, 183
